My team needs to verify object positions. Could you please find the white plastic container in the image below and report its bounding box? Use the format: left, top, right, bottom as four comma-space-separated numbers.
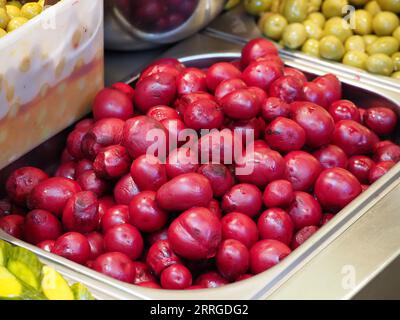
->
0, 0, 104, 169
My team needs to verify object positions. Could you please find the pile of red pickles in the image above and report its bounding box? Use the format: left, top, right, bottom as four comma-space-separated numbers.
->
1, 38, 399, 290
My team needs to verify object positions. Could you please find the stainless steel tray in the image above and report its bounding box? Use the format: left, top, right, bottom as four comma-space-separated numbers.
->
1, 35, 400, 299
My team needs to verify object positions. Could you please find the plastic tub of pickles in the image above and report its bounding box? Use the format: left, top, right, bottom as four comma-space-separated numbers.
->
0, 239, 94, 300
237, 0, 400, 79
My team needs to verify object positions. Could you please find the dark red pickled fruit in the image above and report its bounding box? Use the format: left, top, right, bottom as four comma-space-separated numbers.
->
0, 215, 24, 238
283, 67, 307, 85
23, 209, 62, 244
226, 117, 264, 141
236, 147, 285, 188
130, 155, 167, 192
242, 60, 283, 91
103, 224, 144, 260
320, 213, 335, 226
146, 240, 181, 275
0, 199, 12, 218
176, 67, 207, 96
347, 156, 375, 184
236, 274, 253, 281
263, 179, 294, 208
220, 88, 262, 120
75, 159, 93, 177
241, 38, 279, 68
140, 58, 184, 81
264, 117, 306, 153
62, 191, 99, 233
261, 97, 291, 122
373, 140, 395, 153
37, 240, 55, 252
332, 120, 378, 156
156, 173, 213, 212
28, 177, 81, 216
329, 100, 361, 123
221, 212, 259, 249
52, 232, 90, 264
215, 78, 247, 101
269, 76, 303, 104
61, 148, 74, 163
93, 252, 135, 283
313, 74, 342, 106
315, 168, 362, 211
131, 261, 156, 285
248, 86, 268, 106
183, 99, 224, 130
174, 92, 215, 116
206, 62, 242, 92
168, 207, 222, 260
92, 88, 134, 121
146, 228, 169, 246
93, 145, 131, 179
255, 54, 284, 68
364, 107, 397, 136
81, 118, 125, 160
134, 72, 177, 113
313, 144, 348, 169
137, 281, 161, 288
76, 169, 108, 197
6, 166, 49, 206
216, 239, 250, 281
161, 118, 189, 149
208, 199, 222, 219
101, 205, 129, 232
291, 101, 335, 148
110, 82, 135, 101
129, 191, 167, 233
288, 191, 322, 230
369, 161, 396, 184
74, 118, 94, 131
197, 164, 235, 198
374, 144, 400, 163
67, 128, 89, 160
221, 183, 263, 217
147, 105, 180, 122
284, 151, 322, 191
55, 162, 76, 180
160, 264, 193, 290
113, 174, 140, 205
86, 232, 104, 260
250, 239, 291, 274
257, 208, 294, 245
122, 116, 168, 159
291, 225, 319, 249
195, 271, 229, 288
362, 184, 369, 191
302, 82, 328, 108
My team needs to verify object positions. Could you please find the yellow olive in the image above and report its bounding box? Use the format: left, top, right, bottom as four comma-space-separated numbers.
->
363, 34, 378, 46
271, 0, 280, 13
21, 2, 42, 20
0, 7, 9, 29
392, 71, 400, 79
0, 27, 6, 37
366, 53, 394, 75
0, 0, 5, 8
302, 38, 320, 56
377, 0, 400, 13
372, 11, 399, 36
303, 20, 323, 39
307, 12, 325, 28
365, 1, 382, 17
320, 35, 345, 61
282, 23, 308, 49
367, 36, 399, 55
263, 13, 288, 40
308, 0, 322, 13
258, 12, 274, 30
343, 50, 368, 69
322, 0, 348, 19
392, 52, 400, 71
281, 0, 308, 23
324, 17, 353, 43
349, 0, 369, 5
353, 10, 373, 35
38, 0, 45, 7
7, 16, 28, 32
393, 26, 400, 43
6, 4, 20, 18
345, 35, 366, 52
244, 0, 272, 16
7, 1, 22, 9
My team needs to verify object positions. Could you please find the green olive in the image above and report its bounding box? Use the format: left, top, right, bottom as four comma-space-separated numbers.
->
21, 2, 42, 20
343, 50, 368, 69
322, 0, 348, 18
0, 7, 9, 29
258, 12, 274, 30
363, 34, 378, 46
366, 53, 394, 75
303, 20, 323, 39
320, 35, 345, 61
324, 17, 353, 43
365, 1, 382, 17
244, 0, 272, 16
263, 13, 288, 40
302, 38, 320, 56
345, 35, 366, 52
392, 52, 400, 71
307, 12, 325, 28
281, 0, 308, 23
282, 23, 308, 49
308, 0, 322, 13
377, 0, 400, 13
391, 71, 400, 79
367, 36, 399, 55
372, 11, 399, 36
393, 26, 400, 43
353, 10, 373, 35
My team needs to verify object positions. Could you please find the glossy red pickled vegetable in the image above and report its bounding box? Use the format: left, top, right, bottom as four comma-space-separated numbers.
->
302, 82, 328, 108
93, 145, 131, 179
24, 209, 62, 244
176, 67, 207, 96
288, 191, 322, 230
93, 252, 135, 283
241, 38, 278, 68
0, 215, 25, 238
368, 161, 396, 184
195, 271, 229, 288
242, 60, 283, 91
215, 78, 247, 101
257, 208, 294, 245
86, 231, 104, 260
263, 179, 294, 208
183, 99, 224, 130
221, 88, 262, 120
160, 264, 193, 289
197, 164, 234, 198
206, 62, 241, 92
250, 239, 291, 274
110, 82, 135, 101
37, 240, 55, 252
216, 239, 249, 281
328, 100, 361, 123
221, 212, 259, 249
55, 162, 76, 180
347, 156, 375, 184
131, 261, 156, 285
313, 74, 342, 106
130, 155, 167, 192
147, 105, 180, 122
284, 67, 307, 85
146, 240, 181, 275
269, 76, 303, 103
364, 107, 397, 136
113, 174, 140, 205
93, 88, 134, 121
313, 144, 348, 169
261, 97, 291, 122
76, 170, 108, 197
52, 232, 90, 264
222, 183, 263, 217
100, 205, 129, 232
292, 225, 319, 249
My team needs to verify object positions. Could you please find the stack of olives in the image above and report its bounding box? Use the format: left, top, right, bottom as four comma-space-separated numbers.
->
243, 0, 400, 79
0, 0, 44, 37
